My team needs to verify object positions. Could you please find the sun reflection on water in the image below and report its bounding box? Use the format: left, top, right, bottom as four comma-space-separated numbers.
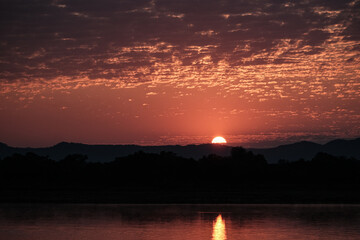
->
212, 214, 226, 240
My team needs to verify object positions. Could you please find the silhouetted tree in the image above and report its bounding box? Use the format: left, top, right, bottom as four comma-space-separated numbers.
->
1, 150, 360, 203
0, 152, 56, 187
58, 154, 88, 184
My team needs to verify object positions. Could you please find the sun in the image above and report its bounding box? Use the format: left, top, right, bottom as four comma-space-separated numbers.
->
212, 136, 227, 144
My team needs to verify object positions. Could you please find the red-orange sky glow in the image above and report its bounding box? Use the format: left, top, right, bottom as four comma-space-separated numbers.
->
0, 0, 359, 147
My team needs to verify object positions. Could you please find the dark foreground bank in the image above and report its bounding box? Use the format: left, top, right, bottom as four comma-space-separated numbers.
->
1, 185, 360, 204
1, 148, 360, 203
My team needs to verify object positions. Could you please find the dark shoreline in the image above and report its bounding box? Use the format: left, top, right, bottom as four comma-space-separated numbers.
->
1, 149, 360, 204
2, 184, 360, 204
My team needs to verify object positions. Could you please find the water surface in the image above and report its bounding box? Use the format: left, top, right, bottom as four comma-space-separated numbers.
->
0, 204, 359, 240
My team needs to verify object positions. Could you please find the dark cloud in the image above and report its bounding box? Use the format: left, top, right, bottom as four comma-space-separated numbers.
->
0, 0, 359, 82
302, 30, 331, 46
343, 17, 360, 41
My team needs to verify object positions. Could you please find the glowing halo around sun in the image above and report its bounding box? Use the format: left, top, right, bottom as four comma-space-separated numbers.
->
212, 136, 227, 144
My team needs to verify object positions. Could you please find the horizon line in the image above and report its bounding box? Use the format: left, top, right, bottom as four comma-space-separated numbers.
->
1, 136, 359, 149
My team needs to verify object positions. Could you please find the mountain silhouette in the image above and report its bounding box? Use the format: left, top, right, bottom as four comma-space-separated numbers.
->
0, 138, 359, 163
0, 142, 232, 162
251, 138, 360, 163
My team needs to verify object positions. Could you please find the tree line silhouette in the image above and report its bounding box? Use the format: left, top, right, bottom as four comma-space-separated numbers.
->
1, 148, 359, 203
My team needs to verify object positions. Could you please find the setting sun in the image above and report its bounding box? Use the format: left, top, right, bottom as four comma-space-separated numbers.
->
212, 136, 227, 144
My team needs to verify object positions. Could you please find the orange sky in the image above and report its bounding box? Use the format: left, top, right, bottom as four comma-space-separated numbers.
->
0, 0, 359, 147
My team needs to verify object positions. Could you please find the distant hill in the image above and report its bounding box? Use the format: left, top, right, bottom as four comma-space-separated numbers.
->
251, 138, 360, 163
0, 142, 232, 162
0, 138, 359, 163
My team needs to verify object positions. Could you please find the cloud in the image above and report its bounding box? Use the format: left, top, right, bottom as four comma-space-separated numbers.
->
0, 0, 358, 88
